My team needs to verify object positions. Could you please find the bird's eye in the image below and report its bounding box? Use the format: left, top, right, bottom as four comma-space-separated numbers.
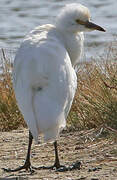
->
76, 19, 86, 25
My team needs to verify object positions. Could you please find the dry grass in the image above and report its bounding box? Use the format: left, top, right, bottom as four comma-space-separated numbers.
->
68, 42, 117, 131
0, 49, 25, 131
0, 43, 117, 132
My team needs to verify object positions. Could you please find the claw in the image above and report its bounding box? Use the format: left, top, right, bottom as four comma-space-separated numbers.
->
2, 162, 35, 174
32, 161, 81, 172
56, 161, 81, 172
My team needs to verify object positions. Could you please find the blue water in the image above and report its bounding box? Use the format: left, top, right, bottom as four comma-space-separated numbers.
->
0, 0, 116, 59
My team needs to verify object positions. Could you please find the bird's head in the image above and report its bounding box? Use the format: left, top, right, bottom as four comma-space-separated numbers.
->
56, 3, 105, 33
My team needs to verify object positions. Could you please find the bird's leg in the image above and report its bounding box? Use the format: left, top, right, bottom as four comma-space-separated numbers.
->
53, 140, 61, 168
37, 140, 80, 171
53, 140, 81, 172
34, 140, 64, 170
49, 140, 81, 171
3, 131, 34, 173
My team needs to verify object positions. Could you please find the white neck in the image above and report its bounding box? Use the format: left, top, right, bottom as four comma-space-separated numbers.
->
58, 30, 84, 67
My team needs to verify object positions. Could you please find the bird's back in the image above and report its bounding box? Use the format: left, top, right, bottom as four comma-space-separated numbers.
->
13, 24, 77, 142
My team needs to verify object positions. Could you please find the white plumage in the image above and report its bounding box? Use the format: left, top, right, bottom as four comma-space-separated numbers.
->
13, 23, 77, 143
13, 3, 105, 143
2, 3, 106, 173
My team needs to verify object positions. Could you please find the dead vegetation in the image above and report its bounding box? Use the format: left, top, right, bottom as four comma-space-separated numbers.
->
0, 42, 117, 133
0, 49, 25, 131
68, 42, 117, 132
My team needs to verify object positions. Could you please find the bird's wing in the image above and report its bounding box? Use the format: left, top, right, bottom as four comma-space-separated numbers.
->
13, 25, 77, 142
13, 42, 50, 142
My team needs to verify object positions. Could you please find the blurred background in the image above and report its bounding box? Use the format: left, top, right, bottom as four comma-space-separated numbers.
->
0, 0, 116, 59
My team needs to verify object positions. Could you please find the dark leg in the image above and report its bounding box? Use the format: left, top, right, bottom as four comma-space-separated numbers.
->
50, 140, 81, 171
33, 140, 67, 171
53, 141, 61, 168
53, 140, 81, 171
3, 131, 34, 173
35, 140, 81, 171
53, 140, 81, 172
32, 140, 61, 170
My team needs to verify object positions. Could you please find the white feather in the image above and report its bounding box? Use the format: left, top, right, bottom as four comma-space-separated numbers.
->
13, 3, 95, 142
13, 24, 77, 142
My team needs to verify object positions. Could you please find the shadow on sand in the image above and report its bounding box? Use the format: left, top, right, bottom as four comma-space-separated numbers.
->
0, 177, 28, 180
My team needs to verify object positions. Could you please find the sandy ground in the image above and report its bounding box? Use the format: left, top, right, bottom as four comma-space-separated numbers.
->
0, 128, 117, 180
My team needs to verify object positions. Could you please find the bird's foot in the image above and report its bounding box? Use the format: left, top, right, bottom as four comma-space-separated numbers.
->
32, 164, 64, 171
2, 161, 34, 174
56, 161, 81, 172
32, 161, 81, 172
31, 160, 60, 170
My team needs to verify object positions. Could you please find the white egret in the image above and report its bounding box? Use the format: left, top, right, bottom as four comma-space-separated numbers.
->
3, 3, 105, 173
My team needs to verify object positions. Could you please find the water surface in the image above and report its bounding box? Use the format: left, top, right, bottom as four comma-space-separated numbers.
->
0, 0, 116, 59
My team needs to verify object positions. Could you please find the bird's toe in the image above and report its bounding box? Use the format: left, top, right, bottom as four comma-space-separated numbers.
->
2, 161, 35, 174
56, 161, 81, 172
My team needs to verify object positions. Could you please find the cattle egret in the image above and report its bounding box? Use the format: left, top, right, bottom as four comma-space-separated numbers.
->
3, 3, 105, 173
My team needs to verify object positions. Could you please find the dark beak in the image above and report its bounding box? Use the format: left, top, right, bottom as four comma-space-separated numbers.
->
85, 21, 106, 32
